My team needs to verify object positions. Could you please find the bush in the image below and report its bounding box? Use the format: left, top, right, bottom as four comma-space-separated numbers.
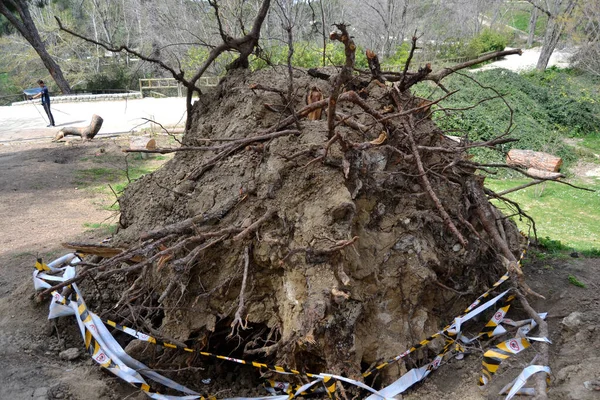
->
85, 64, 139, 91
412, 68, 600, 167
249, 41, 368, 70
384, 42, 411, 67
465, 29, 508, 58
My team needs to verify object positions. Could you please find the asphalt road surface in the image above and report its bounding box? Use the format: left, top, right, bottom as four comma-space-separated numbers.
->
0, 97, 187, 143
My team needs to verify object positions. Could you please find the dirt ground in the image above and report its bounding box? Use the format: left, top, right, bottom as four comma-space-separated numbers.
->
0, 135, 599, 399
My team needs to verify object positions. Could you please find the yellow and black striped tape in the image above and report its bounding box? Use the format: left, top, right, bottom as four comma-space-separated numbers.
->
265, 376, 335, 398
479, 338, 531, 386
72, 292, 215, 400
43, 235, 533, 396
363, 240, 531, 379
35, 258, 51, 272
100, 316, 340, 398
478, 295, 515, 338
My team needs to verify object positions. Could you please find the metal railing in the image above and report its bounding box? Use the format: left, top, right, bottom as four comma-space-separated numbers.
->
138, 76, 219, 97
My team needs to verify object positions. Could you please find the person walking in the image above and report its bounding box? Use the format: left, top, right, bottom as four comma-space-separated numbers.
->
31, 80, 55, 127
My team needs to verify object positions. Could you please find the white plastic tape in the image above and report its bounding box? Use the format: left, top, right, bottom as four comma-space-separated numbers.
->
449, 289, 510, 334
501, 365, 551, 400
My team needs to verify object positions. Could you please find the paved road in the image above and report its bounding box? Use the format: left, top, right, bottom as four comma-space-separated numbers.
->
473, 47, 573, 72
0, 97, 188, 143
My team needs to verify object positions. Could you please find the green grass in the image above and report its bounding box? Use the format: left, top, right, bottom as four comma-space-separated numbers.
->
83, 222, 118, 235
581, 136, 600, 154
74, 151, 172, 211
74, 163, 156, 190
497, 4, 547, 37
486, 178, 600, 252
568, 275, 586, 288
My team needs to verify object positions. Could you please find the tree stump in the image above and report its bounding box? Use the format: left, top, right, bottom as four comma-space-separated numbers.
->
506, 149, 562, 172
129, 136, 157, 151
53, 114, 103, 141
129, 136, 157, 159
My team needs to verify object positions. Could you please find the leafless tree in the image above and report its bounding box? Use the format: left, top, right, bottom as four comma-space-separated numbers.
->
0, 0, 71, 93
569, 1, 600, 76
525, 0, 579, 70
527, 6, 539, 47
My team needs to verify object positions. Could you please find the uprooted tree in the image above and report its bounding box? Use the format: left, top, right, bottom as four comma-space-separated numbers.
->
48, 4, 568, 398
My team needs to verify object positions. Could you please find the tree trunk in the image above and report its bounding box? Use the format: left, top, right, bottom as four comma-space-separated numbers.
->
507, 149, 563, 172
536, 0, 577, 71
0, 0, 71, 94
536, 16, 561, 70
527, 7, 538, 47
54, 115, 104, 141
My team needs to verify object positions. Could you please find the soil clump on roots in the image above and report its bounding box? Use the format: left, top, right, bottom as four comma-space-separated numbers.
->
102, 56, 526, 395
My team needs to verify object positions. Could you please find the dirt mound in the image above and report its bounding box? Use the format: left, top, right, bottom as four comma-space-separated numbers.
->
107, 62, 524, 393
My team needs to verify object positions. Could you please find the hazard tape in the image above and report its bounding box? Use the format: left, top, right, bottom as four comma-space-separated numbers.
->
499, 365, 551, 399
264, 378, 333, 398
362, 238, 534, 398
34, 256, 390, 399
99, 314, 341, 398
478, 295, 514, 338
362, 287, 511, 379
34, 235, 536, 400
34, 257, 296, 400
364, 237, 531, 379
479, 338, 531, 386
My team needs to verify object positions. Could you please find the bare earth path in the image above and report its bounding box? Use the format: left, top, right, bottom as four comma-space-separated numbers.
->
0, 97, 186, 400
0, 138, 133, 400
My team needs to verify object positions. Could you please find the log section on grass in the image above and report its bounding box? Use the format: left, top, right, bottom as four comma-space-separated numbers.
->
54, 114, 103, 141
507, 149, 563, 172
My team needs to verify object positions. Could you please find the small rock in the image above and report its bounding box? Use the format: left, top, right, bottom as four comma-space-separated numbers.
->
452, 244, 461, 252
124, 339, 149, 360
562, 311, 583, 330
54, 392, 64, 399
583, 380, 600, 391
59, 347, 81, 361
33, 386, 48, 398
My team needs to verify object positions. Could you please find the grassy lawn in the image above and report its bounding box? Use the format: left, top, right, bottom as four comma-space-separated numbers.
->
498, 4, 547, 36
75, 148, 172, 227
486, 178, 600, 252
74, 153, 168, 194
581, 136, 600, 154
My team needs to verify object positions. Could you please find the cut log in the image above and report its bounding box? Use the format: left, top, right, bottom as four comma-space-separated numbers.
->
62, 242, 144, 262
54, 114, 103, 141
129, 136, 157, 151
507, 149, 562, 172
526, 168, 564, 180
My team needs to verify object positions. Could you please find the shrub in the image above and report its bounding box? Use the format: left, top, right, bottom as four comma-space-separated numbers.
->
85, 64, 139, 91
413, 68, 600, 167
465, 29, 508, 58
249, 41, 368, 70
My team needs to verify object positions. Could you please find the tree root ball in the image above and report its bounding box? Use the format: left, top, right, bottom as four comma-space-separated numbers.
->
112, 66, 523, 384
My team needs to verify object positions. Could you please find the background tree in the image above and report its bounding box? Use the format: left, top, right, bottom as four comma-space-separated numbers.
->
525, 0, 579, 70
0, 0, 71, 93
569, 1, 600, 76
